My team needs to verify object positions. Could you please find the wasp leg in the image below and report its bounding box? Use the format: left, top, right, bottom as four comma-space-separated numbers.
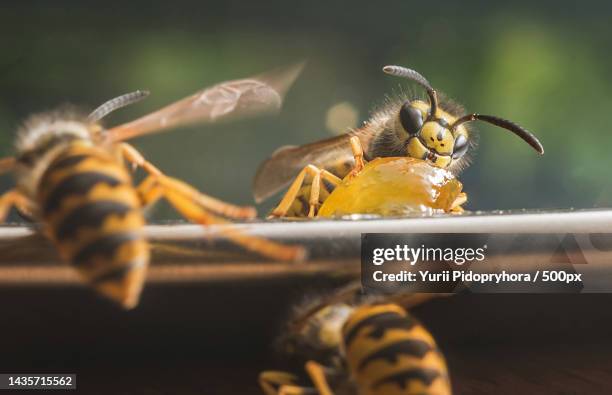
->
135, 174, 305, 262
0, 189, 34, 223
259, 371, 318, 395
270, 165, 341, 218
307, 168, 322, 218
450, 192, 467, 213
120, 143, 256, 219
304, 361, 336, 395
309, 169, 341, 218
346, 136, 366, 178
277, 386, 318, 395
270, 165, 318, 218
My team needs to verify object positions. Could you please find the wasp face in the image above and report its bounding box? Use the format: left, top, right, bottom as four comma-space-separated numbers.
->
399, 100, 469, 169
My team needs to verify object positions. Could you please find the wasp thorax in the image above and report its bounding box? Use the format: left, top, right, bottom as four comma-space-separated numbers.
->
15, 113, 93, 157
13, 113, 97, 199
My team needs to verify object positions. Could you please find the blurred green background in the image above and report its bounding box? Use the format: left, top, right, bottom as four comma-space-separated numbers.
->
1, 0, 611, 219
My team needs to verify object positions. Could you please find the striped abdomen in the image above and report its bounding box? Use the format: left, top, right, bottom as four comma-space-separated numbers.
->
37, 142, 148, 309
342, 304, 451, 395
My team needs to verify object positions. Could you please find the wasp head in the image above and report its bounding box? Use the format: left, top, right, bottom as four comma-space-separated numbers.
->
383, 65, 544, 170
398, 99, 470, 169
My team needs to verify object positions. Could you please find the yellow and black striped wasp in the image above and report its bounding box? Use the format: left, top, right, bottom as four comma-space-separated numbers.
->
0, 65, 305, 309
253, 65, 544, 218
259, 284, 451, 395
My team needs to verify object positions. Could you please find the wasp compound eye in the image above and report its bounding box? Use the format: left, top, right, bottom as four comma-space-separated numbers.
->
399, 102, 424, 135
452, 134, 469, 159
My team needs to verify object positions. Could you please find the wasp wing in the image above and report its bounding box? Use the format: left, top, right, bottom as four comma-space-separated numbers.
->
107, 63, 304, 142
253, 131, 377, 203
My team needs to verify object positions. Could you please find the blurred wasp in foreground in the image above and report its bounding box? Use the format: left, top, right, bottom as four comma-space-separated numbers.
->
254, 65, 544, 218
0, 65, 305, 308
260, 284, 451, 395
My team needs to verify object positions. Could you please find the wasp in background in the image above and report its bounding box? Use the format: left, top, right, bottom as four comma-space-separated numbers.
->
253, 65, 544, 218
0, 64, 305, 308
259, 284, 451, 395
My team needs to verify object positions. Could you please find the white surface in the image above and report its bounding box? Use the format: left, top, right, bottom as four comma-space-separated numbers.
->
139, 209, 612, 240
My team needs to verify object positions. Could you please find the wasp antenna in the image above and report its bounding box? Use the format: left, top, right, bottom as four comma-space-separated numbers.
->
382, 65, 438, 116
452, 114, 544, 154
88, 90, 150, 122
382, 65, 434, 91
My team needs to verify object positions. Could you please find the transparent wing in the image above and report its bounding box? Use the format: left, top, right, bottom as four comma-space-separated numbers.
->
252, 131, 377, 203
107, 62, 304, 142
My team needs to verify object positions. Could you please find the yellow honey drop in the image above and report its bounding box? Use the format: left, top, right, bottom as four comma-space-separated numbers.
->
318, 157, 463, 217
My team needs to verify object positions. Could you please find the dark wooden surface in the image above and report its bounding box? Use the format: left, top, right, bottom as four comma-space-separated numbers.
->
1, 286, 612, 394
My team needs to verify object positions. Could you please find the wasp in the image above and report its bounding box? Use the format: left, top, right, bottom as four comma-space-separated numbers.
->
0, 65, 305, 309
259, 285, 451, 395
253, 65, 544, 218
